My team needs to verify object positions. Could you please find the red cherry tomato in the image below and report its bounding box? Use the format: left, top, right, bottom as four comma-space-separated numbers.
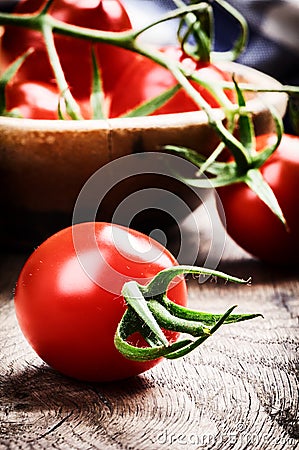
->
5, 80, 93, 119
217, 134, 299, 265
109, 47, 234, 118
2, 0, 135, 97
14, 222, 187, 382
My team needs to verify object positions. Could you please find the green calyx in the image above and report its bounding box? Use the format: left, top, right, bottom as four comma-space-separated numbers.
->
114, 265, 261, 362
165, 77, 287, 227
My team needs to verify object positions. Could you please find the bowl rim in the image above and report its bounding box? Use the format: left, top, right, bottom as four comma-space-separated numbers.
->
0, 61, 287, 132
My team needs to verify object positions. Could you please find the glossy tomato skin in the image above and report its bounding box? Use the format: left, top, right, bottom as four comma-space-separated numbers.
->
5, 80, 93, 119
109, 47, 234, 118
2, 0, 135, 98
218, 134, 299, 265
5, 81, 61, 119
14, 222, 187, 382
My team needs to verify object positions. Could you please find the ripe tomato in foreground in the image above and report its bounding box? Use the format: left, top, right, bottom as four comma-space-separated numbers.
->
14, 222, 188, 382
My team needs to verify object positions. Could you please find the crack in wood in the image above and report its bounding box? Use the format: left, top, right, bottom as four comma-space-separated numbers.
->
26, 412, 73, 443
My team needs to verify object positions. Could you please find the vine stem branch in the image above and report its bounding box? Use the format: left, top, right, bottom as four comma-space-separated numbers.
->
41, 21, 82, 119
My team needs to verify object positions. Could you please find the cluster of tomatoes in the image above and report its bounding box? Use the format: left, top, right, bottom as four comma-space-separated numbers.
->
2, 0, 133, 118
1, 0, 234, 119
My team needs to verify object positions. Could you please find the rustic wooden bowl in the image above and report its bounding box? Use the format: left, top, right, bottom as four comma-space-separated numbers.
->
0, 62, 288, 249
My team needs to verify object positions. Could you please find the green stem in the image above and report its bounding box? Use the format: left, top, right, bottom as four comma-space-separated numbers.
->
220, 81, 299, 95
41, 21, 82, 119
252, 104, 283, 168
130, 3, 210, 41
145, 56, 249, 172
39, 0, 55, 16
173, 0, 212, 62
189, 71, 235, 111
211, 0, 248, 62
90, 46, 106, 119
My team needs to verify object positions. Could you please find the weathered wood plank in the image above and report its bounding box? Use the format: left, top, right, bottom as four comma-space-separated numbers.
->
0, 241, 298, 450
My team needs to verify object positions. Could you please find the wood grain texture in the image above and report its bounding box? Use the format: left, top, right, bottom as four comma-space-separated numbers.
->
0, 235, 298, 450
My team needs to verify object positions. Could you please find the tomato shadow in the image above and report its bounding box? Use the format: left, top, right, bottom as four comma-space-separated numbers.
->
1, 360, 152, 417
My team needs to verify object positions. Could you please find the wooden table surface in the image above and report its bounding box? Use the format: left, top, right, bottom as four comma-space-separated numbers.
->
1, 206, 298, 450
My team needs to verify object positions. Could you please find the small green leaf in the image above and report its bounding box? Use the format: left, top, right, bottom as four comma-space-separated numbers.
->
165, 305, 239, 359
164, 144, 242, 188
57, 96, 66, 120
164, 144, 231, 176
210, 118, 250, 173
182, 172, 242, 188
122, 85, 180, 118
245, 168, 286, 226
0, 48, 33, 115
142, 265, 249, 299
148, 300, 211, 337
2, 109, 22, 118
161, 296, 262, 326
90, 46, 106, 120
164, 145, 209, 168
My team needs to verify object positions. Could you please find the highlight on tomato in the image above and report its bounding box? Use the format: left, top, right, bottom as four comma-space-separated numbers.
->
5, 80, 94, 119
14, 222, 260, 383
